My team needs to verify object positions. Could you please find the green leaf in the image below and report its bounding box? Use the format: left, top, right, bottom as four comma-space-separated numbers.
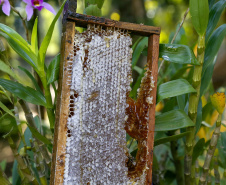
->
155, 110, 195, 131
154, 131, 191, 146
195, 100, 202, 134
206, 0, 226, 42
190, 0, 209, 36
18, 66, 42, 94
0, 86, 12, 104
38, 1, 66, 69
132, 37, 148, 69
0, 166, 11, 185
0, 60, 18, 80
0, 79, 46, 107
203, 24, 226, 75
31, 18, 38, 55
47, 54, 61, 84
85, 0, 105, 9
27, 125, 52, 145
170, 66, 192, 80
157, 79, 196, 103
129, 68, 145, 99
192, 138, 205, 164
0, 114, 17, 135
133, 66, 143, 75
159, 44, 199, 65
84, 4, 102, 16
0, 27, 37, 70
0, 101, 17, 119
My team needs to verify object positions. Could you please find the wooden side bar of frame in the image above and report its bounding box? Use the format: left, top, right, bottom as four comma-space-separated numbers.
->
50, 11, 160, 185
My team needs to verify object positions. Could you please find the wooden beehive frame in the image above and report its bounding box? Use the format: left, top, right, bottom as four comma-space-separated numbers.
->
50, 2, 160, 184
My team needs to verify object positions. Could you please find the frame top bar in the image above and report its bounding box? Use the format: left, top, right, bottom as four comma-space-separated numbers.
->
67, 12, 161, 36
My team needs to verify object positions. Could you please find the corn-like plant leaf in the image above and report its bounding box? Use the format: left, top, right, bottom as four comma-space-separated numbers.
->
0, 101, 16, 119
27, 125, 52, 145
192, 138, 205, 164
206, 0, 226, 42
159, 44, 199, 65
84, 4, 101, 16
0, 79, 46, 107
190, 0, 209, 36
31, 18, 38, 55
47, 54, 61, 84
132, 37, 148, 69
154, 131, 191, 146
157, 79, 196, 103
18, 66, 42, 94
0, 26, 37, 70
85, 0, 105, 9
155, 110, 195, 131
203, 24, 226, 75
0, 60, 18, 80
38, 1, 66, 69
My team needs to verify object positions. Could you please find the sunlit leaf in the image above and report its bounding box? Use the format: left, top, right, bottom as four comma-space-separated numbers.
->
154, 131, 191, 146
31, 18, 38, 55
0, 101, 16, 119
210, 92, 225, 114
159, 44, 199, 65
85, 0, 104, 9
38, 1, 66, 69
190, 0, 209, 36
84, 4, 101, 16
157, 79, 196, 103
0, 79, 46, 107
155, 110, 195, 131
0, 59, 18, 81
47, 54, 61, 84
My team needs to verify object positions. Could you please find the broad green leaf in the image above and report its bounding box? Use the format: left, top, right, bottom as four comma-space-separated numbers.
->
18, 66, 42, 94
0, 166, 11, 185
192, 138, 205, 164
0, 86, 12, 103
85, 0, 104, 9
133, 66, 143, 75
170, 66, 192, 80
27, 125, 52, 145
129, 68, 145, 99
155, 110, 195, 131
154, 131, 191, 146
84, 4, 101, 16
190, 0, 209, 36
0, 32, 37, 71
47, 54, 61, 84
0, 160, 6, 171
206, 0, 226, 42
159, 44, 199, 65
177, 95, 185, 110
132, 37, 148, 69
31, 18, 38, 55
203, 24, 226, 75
157, 79, 196, 103
38, 1, 66, 69
12, 161, 20, 185
208, 0, 216, 9
0, 79, 46, 106
0, 60, 18, 80
0, 101, 17, 119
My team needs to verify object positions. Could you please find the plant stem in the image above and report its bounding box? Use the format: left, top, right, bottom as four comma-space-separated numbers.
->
0, 166, 11, 185
195, 160, 199, 185
170, 130, 184, 185
185, 35, 205, 185
158, 8, 189, 73
199, 114, 222, 185
6, 136, 39, 185
19, 99, 52, 167
10, 6, 29, 41
214, 156, 220, 185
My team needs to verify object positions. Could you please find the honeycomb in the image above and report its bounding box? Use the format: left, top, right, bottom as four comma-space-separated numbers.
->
64, 25, 132, 185
63, 24, 155, 185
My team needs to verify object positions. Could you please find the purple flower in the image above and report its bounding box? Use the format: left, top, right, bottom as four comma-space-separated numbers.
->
0, 0, 11, 16
23, 0, 56, 21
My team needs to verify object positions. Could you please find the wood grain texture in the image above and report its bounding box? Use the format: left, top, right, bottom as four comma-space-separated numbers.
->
50, 21, 75, 185
67, 13, 161, 36
146, 34, 160, 185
